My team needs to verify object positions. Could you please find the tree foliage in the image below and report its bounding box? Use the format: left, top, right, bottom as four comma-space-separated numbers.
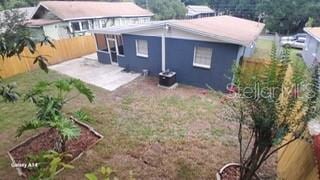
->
223, 48, 319, 179
17, 79, 95, 152
182, 0, 320, 34
257, 0, 320, 34
135, 0, 186, 20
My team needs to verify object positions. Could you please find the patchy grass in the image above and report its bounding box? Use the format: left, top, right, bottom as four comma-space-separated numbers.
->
0, 70, 276, 179
251, 37, 303, 63
252, 38, 274, 60
289, 48, 302, 60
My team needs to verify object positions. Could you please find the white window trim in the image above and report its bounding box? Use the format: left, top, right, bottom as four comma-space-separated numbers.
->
70, 20, 91, 32
99, 19, 106, 29
135, 40, 149, 58
116, 35, 125, 57
193, 46, 212, 69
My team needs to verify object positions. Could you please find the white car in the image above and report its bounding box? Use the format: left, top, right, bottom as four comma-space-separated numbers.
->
281, 37, 306, 49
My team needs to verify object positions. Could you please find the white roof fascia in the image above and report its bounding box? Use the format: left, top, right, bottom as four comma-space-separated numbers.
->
64, 15, 153, 21
90, 22, 166, 34
30, 4, 42, 19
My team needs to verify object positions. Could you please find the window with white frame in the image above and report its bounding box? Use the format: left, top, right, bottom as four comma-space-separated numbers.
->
71, 22, 81, 31
193, 46, 213, 69
116, 35, 124, 56
70, 20, 91, 32
81, 21, 89, 30
100, 19, 107, 28
136, 40, 148, 57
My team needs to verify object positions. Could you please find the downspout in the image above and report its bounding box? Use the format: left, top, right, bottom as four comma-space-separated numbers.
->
161, 23, 168, 72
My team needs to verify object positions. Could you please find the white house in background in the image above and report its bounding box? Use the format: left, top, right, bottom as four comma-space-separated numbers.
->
303, 27, 320, 66
186, 5, 215, 19
26, 1, 153, 40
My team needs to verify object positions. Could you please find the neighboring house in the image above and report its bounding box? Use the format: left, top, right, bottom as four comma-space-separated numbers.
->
92, 16, 264, 91
303, 27, 320, 66
186, 5, 215, 19
26, 1, 153, 40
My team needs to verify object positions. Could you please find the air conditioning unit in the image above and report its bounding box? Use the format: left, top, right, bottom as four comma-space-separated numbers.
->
159, 71, 176, 87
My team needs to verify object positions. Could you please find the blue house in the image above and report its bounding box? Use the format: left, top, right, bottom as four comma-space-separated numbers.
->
303, 27, 320, 66
92, 16, 264, 91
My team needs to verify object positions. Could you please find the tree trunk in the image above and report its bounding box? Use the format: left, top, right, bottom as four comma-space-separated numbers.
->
54, 134, 67, 152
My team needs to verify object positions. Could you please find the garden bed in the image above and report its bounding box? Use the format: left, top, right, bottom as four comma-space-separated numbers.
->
7, 117, 103, 177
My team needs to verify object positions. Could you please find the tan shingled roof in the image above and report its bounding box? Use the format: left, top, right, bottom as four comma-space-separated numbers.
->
304, 27, 320, 41
37, 1, 153, 20
172, 16, 265, 46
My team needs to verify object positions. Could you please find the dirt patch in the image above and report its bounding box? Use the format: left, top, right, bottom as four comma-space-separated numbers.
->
220, 165, 241, 180
105, 140, 276, 180
9, 121, 101, 177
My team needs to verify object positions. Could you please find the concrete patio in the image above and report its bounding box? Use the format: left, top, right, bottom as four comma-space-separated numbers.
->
49, 53, 140, 91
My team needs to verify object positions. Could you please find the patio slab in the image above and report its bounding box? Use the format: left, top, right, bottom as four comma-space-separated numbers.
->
49, 54, 140, 91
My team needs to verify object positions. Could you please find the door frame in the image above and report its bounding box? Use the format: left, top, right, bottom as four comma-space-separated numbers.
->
106, 35, 119, 65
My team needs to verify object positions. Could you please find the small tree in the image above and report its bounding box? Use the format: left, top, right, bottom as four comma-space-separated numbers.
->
224, 49, 319, 179
0, 9, 54, 101
16, 79, 94, 152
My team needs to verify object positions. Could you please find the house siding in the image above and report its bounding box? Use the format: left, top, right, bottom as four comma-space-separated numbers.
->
116, 34, 239, 91
97, 51, 111, 64
166, 38, 239, 91
118, 34, 162, 75
303, 35, 320, 66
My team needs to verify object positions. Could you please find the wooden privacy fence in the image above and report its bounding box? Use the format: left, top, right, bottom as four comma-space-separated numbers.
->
0, 35, 97, 78
277, 137, 319, 180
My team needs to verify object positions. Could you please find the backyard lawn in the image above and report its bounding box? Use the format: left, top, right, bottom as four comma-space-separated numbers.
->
252, 37, 303, 62
0, 69, 276, 179
252, 38, 274, 60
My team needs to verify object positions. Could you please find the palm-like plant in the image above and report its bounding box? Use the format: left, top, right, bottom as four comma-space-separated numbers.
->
17, 79, 94, 152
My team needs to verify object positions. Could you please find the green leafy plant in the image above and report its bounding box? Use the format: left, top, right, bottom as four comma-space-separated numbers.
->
224, 48, 319, 179
27, 150, 74, 180
0, 80, 19, 102
74, 110, 92, 123
0, 9, 54, 72
0, 9, 55, 102
85, 166, 117, 180
17, 79, 94, 152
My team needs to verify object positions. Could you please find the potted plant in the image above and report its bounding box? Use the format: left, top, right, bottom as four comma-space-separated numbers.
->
217, 47, 319, 180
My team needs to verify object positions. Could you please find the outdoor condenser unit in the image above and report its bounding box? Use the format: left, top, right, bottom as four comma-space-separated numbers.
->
159, 71, 176, 87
